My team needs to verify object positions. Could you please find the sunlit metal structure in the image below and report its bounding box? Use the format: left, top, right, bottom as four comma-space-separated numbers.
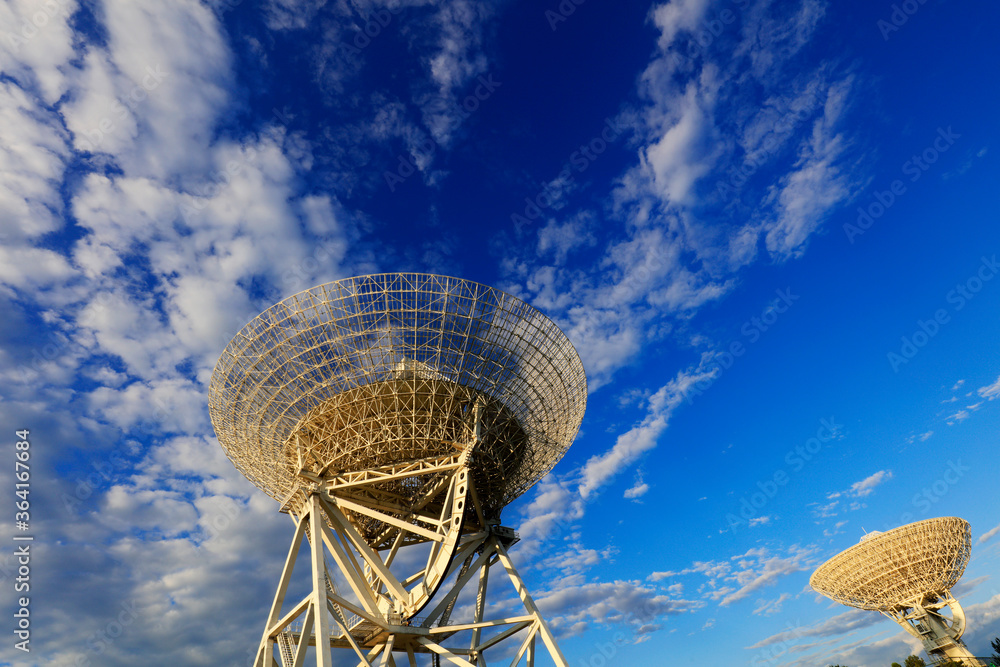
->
209, 273, 587, 667
810, 517, 985, 666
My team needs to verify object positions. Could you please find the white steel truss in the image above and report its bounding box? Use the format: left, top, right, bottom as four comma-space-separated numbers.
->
812, 518, 986, 667
207, 274, 588, 667
884, 592, 984, 666
254, 460, 568, 667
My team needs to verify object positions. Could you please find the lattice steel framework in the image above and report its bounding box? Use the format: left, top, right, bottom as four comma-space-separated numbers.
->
811, 517, 984, 666
210, 273, 586, 511
209, 273, 587, 667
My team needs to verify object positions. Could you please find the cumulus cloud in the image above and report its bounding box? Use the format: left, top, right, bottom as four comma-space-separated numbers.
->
762, 76, 856, 259
848, 470, 893, 498
753, 592, 792, 616
747, 608, 883, 649
640, 77, 722, 206
947, 409, 971, 425
538, 579, 701, 638
0, 3, 366, 663
578, 362, 717, 498
977, 374, 1000, 400
718, 546, 815, 607
650, 0, 712, 51
63, 0, 232, 179
646, 544, 816, 615
0, 80, 71, 245
979, 522, 1000, 544
625, 480, 651, 500
501, 0, 859, 400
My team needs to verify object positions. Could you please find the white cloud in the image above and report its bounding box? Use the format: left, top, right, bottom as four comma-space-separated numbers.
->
625, 480, 650, 500
947, 409, 970, 425
262, 0, 326, 30
812, 471, 892, 517
505, 223, 732, 390
515, 475, 583, 548
537, 543, 612, 578
736, 0, 826, 80
718, 547, 814, 607
737, 75, 826, 164
977, 374, 1000, 400
420, 0, 494, 147
848, 470, 893, 498
0, 241, 75, 290
0, 79, 71, 251
641, 76, 722, 206
811, 500, 839, 518
753, 592, 792, 616
648, 544, 816, 614
0, 3, 873, 664
498, 1, 858, 400
762, 76, 855, 258
87, 378, 207, 436
578, 362, 717, 498
62, 0, 232, 179
775, 632, 918, 667
0, 0, 79, 104
66, 134, 351, 380
747, 608, 884, 649
650, 0, 712, 51
538, 578, 701, 638
979, 522, 1000, 544
0, 7, 364, 663
537, 214, 597, 264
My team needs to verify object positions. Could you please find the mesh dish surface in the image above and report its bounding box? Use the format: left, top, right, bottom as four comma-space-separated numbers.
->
209, 273, 587, 508
810, 517, 972, 611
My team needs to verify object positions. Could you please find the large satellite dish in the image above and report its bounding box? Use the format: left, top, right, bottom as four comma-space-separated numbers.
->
209, 273, 587, 667
811, 517, 984, 666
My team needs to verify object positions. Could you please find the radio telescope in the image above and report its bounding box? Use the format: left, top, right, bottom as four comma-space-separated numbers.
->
810, 517, 984, 666
209, 273, 587, 667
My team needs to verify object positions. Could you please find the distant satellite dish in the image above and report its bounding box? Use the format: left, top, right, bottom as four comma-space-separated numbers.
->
811, 517, 983, 666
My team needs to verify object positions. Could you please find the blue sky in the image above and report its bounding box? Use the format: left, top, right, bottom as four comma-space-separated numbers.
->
2, 0, 1000, 665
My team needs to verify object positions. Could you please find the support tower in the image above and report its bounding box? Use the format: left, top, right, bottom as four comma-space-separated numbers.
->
811, 517, 985, 666
209, 273, 587, 667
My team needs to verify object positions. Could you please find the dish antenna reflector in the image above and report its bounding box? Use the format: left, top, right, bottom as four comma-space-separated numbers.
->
210, 273, 587, 667
811, 517, 984, 666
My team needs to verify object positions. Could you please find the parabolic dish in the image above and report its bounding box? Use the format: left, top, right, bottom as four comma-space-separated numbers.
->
810, 517, 972, 611
208, 273, 587, 513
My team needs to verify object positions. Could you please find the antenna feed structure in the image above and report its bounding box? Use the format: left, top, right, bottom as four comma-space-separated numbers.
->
209, 273, 587, 667
811, 517, 985, 666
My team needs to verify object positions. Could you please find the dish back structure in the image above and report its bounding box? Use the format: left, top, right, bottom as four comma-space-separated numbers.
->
209, 273, 587, 667
811, 517, 984, 666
